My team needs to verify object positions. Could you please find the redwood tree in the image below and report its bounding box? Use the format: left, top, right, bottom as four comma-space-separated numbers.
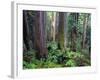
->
34, 11, 48, 59
57, 12, 65, 50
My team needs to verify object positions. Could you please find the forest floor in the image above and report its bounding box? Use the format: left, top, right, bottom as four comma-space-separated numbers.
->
23, 42, 91, 69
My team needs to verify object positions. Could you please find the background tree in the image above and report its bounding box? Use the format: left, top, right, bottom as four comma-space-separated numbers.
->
52, 12, 56, 41
23, 10, 31, 51
68, 13, 79, 52
82, 14, 88, 49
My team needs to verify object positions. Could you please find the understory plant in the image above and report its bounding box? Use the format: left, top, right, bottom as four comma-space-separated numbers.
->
23, 41, 90, 69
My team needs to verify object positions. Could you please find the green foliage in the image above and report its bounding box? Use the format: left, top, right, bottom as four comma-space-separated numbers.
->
23, 61, 37, 69
43, 61, 62, 68
65, 59, 76, 67
23, 49, 36, 63
23, 42, 90, 69
47, 41, 58, 50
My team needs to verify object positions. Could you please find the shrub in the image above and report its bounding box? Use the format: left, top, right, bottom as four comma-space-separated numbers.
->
23, 49, 36, 63
65, 59, 76, 67
23, 61, 37, 69
47, 41, 58, 50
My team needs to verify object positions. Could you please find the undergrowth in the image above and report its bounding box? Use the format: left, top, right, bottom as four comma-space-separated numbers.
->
23, 41, 91, 69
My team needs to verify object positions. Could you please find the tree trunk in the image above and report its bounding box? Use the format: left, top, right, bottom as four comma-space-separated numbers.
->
52, 12, 56, 41
64, 13, 69, 49
58, 12, 65, 50
34, 11, 48, 59
23, 10, 31, 50
70, 13, 79, 52
55, 13, 59, 41
82, 14, 88, 49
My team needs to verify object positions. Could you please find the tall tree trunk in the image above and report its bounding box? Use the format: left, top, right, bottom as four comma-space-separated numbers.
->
82, 14, 88, 49
58, 12, 65, 50
55, 13, 59, 41
27, 11, 37, 49
23, 10, 31, 50
70, 13, 79, 52
34, 11, 48, 59
43, 12, 47, 42
64, 13, 69, 49
52, 12, 56, 41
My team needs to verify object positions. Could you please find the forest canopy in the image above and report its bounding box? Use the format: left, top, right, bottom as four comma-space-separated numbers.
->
23, 10, 91, 69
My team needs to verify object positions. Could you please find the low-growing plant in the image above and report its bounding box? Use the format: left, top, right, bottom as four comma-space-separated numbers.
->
23, 61, 37, 69
23, 42, 90, 69
23, 49, 36, 63
65, 59, 76, 67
